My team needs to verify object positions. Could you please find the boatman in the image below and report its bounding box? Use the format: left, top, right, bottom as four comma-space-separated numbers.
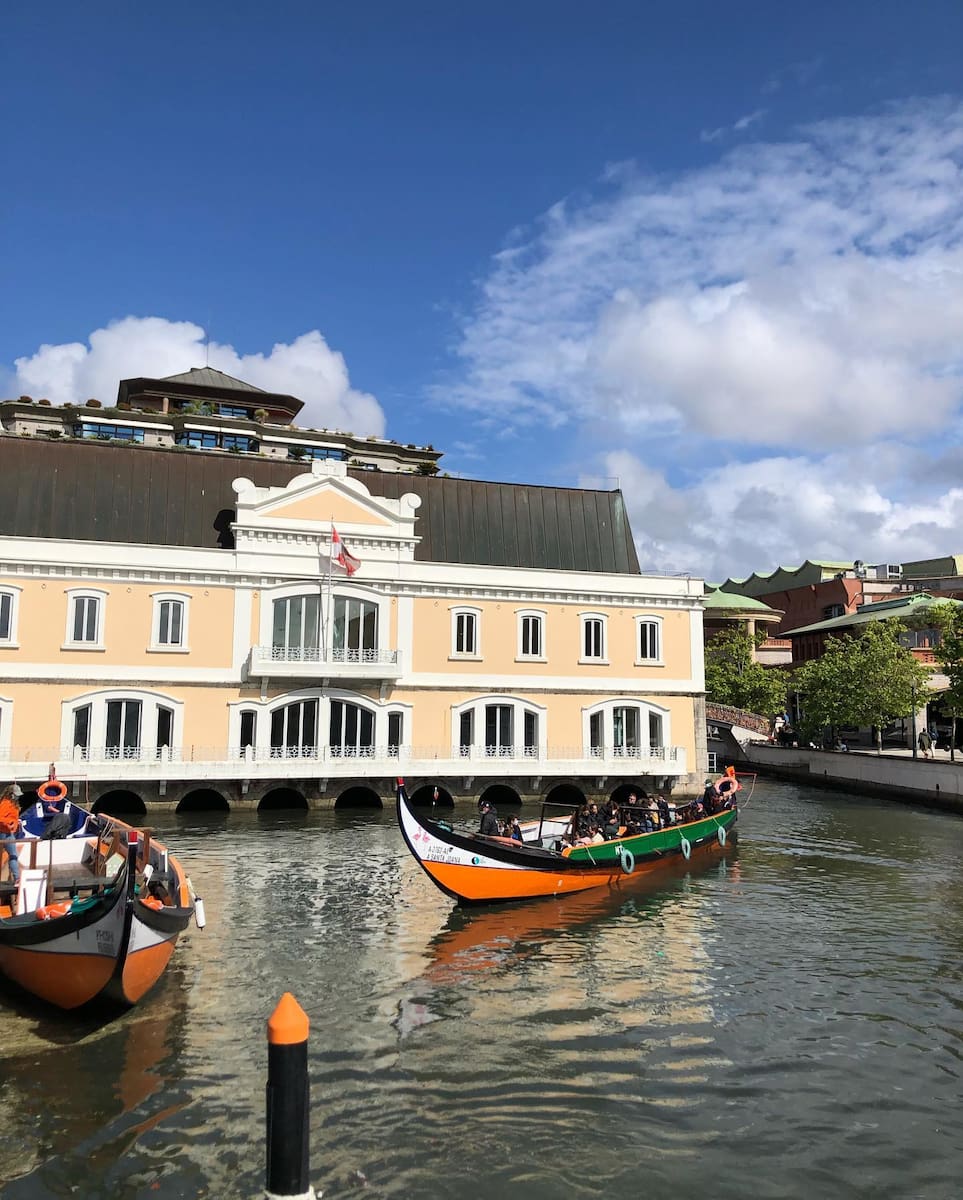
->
0, 785, 23, 896
478, 800, 500, 836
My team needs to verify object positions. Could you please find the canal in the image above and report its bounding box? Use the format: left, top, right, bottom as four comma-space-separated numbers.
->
2, 779, 962, 1198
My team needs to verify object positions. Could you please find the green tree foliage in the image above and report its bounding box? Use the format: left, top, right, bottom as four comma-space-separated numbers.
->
795, 618, 929, 751
704, 627, 787, 717
931, 602, 963, 758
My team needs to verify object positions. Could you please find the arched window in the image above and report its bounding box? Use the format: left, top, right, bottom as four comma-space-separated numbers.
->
266, 585, 386, 663
635, 615, 663, 664
453, 696, 546, 759
151, 592, 190, 650
61, 690, 184, 761
234, 691, 409, 761
580, 612, 607, 663
585, 699, 669, 759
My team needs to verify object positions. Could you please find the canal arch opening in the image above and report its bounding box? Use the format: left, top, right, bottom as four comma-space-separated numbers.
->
258, 788, 308, 812
335, 786, 383, 809
409, 783, 454, 808
478, 784, 521, 810
177, 788, 230, 814
93, 789, 147, 816
544, 783, 586, 808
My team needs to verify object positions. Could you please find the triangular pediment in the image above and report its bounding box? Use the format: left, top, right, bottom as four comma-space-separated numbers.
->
265, 489, 394, 528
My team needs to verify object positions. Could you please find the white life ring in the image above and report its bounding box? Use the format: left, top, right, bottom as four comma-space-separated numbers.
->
680, 836, 691, 860
717, 826, 727, 847
619, 847, 635, 875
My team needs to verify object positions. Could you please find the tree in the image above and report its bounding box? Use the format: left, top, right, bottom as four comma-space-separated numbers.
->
930, 602, 963, 761
704, 627, 787, 718
795, 618, 929, 752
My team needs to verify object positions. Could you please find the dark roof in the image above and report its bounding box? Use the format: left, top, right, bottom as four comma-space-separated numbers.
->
0, 438, 641, 574
161, 367, 268, 392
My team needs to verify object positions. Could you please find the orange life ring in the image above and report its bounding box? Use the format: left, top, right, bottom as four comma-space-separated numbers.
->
35, 901, 72, 921
140, 895, 165, 910
40, 780, 68, 804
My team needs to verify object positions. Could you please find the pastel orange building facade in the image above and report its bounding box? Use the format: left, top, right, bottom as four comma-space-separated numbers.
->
0, 460, 707, 809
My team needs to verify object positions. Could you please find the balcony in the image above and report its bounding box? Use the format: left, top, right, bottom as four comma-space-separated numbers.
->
0, 744, 687, 783
249, 645, 402, 682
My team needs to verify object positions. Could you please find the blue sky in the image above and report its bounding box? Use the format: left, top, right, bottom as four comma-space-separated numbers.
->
3, 1, 963, 579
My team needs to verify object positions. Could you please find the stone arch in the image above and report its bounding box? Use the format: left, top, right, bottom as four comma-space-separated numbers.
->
177, 788, 230, 814
478, 783, 521, 810
334, 785, 383, 809
93, 789, 147, 816
611, 781, 649, 805
409, 783, 454, 809
544, 782, 586, 808
258, 787, 308, 812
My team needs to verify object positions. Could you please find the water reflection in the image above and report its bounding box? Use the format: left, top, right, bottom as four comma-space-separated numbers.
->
2, 789, 963, 1198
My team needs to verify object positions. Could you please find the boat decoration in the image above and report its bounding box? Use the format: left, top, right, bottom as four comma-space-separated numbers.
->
396, 778, 737, 906
0, 769, 199, 1010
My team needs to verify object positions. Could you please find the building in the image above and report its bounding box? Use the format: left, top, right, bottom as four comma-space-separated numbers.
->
2, 367, 441, 474
0, 373, 707, 814
703, 587, 788, 665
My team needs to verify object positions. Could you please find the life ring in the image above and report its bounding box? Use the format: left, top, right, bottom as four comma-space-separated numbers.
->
619, 847, 635, 875
39, 780, 68, 805
680, 836, 691, 860
717, 826, 727, 847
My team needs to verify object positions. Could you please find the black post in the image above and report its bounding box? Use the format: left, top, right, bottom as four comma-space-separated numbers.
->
265, 993, 314, 1199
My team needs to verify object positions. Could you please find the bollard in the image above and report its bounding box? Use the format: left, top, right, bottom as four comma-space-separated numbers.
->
265, 993, 316, 1200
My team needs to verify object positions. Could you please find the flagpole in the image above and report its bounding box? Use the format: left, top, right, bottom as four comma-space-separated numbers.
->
326, 517, 335, 664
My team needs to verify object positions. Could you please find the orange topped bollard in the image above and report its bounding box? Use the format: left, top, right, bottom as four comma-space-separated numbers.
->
265, 993, 316, 1200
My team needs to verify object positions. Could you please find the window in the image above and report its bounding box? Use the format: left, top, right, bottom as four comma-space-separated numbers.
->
75, 422, 145, 442
270, 699, 319, 757
63, 690, 182, 760
329, 699, 375, 757
636, 617, 662, 663
72, 704, 91, 757
0, 588, 21, 644
65, 589, 106, 648
581, 614, 606, 662
106, 699, 142, 759
332, 597, 378, 660
287, 445, 348, 462
824, 604, 845, 619
583, 700, 670, 760
451, 608, 481, 658
272, 595, 322, 659
454, 697, 546, 760
517, 610, 546, 660
176, 431, 257, 452
219, 404, 251, 419
387, 712, 403, 757
239, 710, 257, 751
151, 593, 189, 650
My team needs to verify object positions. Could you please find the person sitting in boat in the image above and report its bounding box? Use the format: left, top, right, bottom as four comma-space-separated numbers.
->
702, 778, 720, 815
504, 814, 523, 842
0, 785, 23, 896
574, 820, 604, 847
478, 801, 500, 836
602, 802, 621, 840
568, 801, 594, 843
715, 766, 740, 808
657, 795, 672, 827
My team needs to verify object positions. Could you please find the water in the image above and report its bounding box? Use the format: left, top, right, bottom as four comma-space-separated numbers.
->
2, 780, 962, 1199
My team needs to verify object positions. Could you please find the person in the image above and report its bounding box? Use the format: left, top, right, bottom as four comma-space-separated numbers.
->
602, 802, 621, 840
702, 778, 719, 815
657, 795, 672, 828
918, 728, 933, 759
716, 766, 740, 806
504, 814, 523, 843
569, 802, 593, 843
478, 801, 499, 836
0, 785, 23, 898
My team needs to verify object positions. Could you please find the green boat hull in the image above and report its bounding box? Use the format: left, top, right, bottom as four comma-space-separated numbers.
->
564, 805, 737, 865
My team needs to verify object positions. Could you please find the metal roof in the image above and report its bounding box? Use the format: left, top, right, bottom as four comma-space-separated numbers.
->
0, 439, 641, 574
160, 367, 268, 393
783, 592, 962, 637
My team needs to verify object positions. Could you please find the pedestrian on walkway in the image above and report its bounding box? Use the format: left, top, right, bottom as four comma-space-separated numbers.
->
918, 729, 933, 759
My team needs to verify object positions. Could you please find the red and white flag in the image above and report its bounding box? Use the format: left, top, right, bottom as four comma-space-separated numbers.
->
330, 527, 361, 575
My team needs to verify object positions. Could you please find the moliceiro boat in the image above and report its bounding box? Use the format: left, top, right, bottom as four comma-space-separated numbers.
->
0, 773, 200, 1010
397, 779, 737, 906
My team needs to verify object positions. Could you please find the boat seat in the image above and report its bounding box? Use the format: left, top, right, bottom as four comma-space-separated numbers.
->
17, 867, 48, 915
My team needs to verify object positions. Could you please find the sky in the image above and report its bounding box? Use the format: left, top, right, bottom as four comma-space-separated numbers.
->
3, 1, 963, 581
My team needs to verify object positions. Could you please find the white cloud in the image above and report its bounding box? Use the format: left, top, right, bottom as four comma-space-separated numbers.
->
11, 316, 385, 436
444, 96, 963, 576
700, 108, 767, 143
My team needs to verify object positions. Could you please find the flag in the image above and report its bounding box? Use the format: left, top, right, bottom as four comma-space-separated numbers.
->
331, 526, 361, 575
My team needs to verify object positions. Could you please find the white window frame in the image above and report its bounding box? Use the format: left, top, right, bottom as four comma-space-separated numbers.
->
579, 611, 608, 664
60, 689, 184, 760
635, 615, 664, 665
150, 591, 191, 652
0, 694, 12, 758
450, 695, 548, 760
260, 581, 389, 659
582, 698, 671, 759
63, 588, 108, 650
516, 609, 547, 662
0, 586, 22, 647
450, 606, 482, 660
228, 689, 411, 759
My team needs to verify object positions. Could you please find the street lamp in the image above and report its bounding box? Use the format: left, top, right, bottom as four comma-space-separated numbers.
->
911, 676, 918, 760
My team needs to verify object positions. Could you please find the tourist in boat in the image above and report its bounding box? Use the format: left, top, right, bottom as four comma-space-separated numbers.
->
602, 802, 621, 840
478, 801, 500, 836
0, 785, 22, 895
657, 795, 672, 827
568, 801, 594, 843
702, 778, 720, 815
504, 814, 523, 842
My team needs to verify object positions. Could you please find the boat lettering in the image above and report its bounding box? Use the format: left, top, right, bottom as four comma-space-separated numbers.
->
96, 929, 115, 955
